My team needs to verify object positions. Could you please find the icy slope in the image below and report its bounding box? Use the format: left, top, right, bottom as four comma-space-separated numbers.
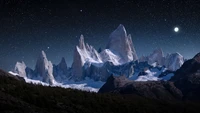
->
9, 71, 104, 92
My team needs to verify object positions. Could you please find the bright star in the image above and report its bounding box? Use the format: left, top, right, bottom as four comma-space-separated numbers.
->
174, 27, 179, 32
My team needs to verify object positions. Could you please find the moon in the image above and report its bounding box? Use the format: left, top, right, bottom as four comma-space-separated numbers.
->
174, 27, 179, 32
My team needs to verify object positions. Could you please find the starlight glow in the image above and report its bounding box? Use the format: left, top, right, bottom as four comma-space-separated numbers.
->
174, 27, 179, 32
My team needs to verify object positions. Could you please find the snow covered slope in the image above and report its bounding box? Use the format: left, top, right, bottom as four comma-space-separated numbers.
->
14, 61, 27, 77
9, 71, 104, 92
106, 24, 138, 63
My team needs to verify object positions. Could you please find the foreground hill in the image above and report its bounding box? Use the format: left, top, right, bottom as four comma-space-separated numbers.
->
171, 53, 200, 100
1, 69, 200, 113
98, 75, 183, 100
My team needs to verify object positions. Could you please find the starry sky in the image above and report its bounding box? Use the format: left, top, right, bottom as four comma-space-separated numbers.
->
1, 0, 200, 71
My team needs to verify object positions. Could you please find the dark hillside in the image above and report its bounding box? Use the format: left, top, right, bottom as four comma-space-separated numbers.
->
0, 69, 200, 113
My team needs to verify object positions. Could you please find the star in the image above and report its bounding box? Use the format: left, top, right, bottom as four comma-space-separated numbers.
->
174, 27, 179, 32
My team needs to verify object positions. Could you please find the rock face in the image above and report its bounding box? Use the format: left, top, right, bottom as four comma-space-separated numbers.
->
148, 48, 165, 66
34, 51, 55, 84
2, 69, 25, 82
99, 75, 183, 100
139, 55, 148, 62
100, 49, 121, 65
170, 53, 200, 100
71, 46, 84, 81
13, 62, 34, 79
58, 57, 68, 72
106, 24, 138, 63
165, 53, 184, 71
83, 62, 110, 81
193, 53, 200, 63
71, 35, 102, 81
25, 67, 34, 79
84, 61, 135, 81
53, 57, 68, 82
14, 61, 27, 77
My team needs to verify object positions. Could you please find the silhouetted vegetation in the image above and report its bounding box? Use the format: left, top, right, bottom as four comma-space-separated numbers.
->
0, 75, 200, 113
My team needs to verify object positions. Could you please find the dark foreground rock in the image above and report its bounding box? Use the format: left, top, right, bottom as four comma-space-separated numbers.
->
98, 75, 183, 100
0, 69, 25, 82
170, 53, 200, 100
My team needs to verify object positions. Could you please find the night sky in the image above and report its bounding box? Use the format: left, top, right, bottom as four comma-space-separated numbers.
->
1, 0, 200, 71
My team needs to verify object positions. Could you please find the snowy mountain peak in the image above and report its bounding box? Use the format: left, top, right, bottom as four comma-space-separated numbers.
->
107, 24, 127, 45
14, 61, 27, 77
154, 48, 164, 54
151, 48, 164, 58
165, 52, 184, 71
116, 24, 127, 36
106, 24, 138, 63
35, 51, 55, 84
36, 51, 49, 70
40, 50, 47, 59
148, 48, 164, 65
79, 35, 86, 49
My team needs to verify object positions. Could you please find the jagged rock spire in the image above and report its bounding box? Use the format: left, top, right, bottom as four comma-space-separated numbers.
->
79, 34, 86, 49
127, 34, 138, 60
165, 52, 184, 71
72, 35, 103, 81
148, 48, 165, 65
58, 57, 68, 74
14, 61, 27, 77
106, 24, 138, 63
34, 50, 55, 84
72, 46, 84, 81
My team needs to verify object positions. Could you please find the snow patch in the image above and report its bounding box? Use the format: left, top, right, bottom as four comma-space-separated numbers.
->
9, 71, 19, 76
100, 49, 122, 65
25, 77, 49, 86
135, 69, 161, 81
9, 71, 104, 92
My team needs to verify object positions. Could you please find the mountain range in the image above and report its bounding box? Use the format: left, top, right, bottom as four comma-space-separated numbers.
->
12, 24, 185, 88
